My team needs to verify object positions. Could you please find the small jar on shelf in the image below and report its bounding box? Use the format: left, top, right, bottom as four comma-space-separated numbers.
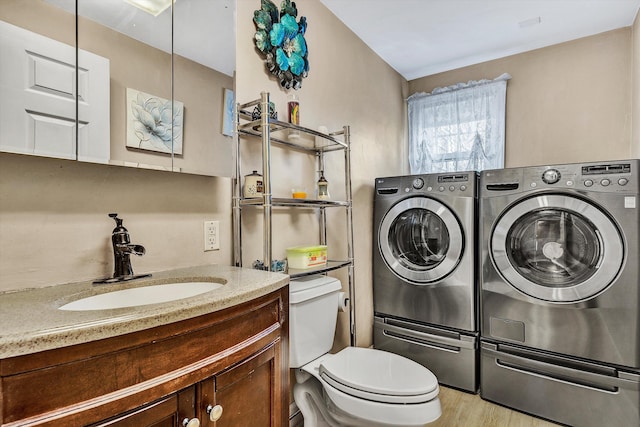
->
317, 172, 330, 200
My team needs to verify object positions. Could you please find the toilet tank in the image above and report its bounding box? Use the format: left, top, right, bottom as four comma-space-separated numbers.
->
289, 275, 342, 368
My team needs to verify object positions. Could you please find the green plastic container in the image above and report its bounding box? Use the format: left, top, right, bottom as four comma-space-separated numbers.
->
286, 245, 328, 269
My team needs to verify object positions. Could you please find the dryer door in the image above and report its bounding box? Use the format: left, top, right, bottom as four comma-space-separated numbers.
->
490, 194, 624, 302
379, 197, 464, 284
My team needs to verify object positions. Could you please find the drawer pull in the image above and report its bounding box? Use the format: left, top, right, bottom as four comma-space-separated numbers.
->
207, 404, 224, 421
183, 417, 200, 427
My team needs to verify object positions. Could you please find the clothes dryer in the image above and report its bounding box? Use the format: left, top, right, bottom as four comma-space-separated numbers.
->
479, 160, 640, 427
373, 172, 478, 392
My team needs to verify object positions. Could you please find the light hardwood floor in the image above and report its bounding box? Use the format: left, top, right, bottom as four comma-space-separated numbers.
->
430, 386, 561, 427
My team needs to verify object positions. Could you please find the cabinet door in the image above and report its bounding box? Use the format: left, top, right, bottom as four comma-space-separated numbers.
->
201, 345, 280, 427
0, 19, 109, 163
89, 386, 196, 427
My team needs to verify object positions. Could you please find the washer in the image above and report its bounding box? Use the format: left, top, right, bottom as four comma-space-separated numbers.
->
479, 160, 640, 427
373, 172, 478, 392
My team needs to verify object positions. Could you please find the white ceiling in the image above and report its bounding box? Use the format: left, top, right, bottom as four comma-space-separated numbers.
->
319, 0, 640, 80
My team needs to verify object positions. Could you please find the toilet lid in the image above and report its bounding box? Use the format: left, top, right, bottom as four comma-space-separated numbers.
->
319, 347, 439, 404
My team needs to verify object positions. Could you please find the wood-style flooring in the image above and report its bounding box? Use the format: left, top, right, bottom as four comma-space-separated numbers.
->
430, 386, 561, 427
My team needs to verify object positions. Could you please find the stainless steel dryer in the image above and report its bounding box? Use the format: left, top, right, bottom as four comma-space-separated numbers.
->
479, 160, 640, 427
373, 172, 478, 392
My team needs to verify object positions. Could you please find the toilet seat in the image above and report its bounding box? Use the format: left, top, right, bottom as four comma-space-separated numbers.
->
319, 347, 439, 404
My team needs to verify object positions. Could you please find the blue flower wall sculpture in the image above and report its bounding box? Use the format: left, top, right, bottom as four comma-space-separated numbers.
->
254, 0, 309, 90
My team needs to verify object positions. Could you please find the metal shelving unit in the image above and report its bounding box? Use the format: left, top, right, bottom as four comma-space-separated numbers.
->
232, 91, 356, 346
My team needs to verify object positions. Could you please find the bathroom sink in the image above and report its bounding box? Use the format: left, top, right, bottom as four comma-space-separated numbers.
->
59, 281, 225, 311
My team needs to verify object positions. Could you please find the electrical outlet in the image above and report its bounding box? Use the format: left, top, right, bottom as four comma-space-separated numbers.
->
204, 220, 220, 251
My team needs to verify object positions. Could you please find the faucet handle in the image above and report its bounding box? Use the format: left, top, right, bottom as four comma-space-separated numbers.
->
109, 213, 125, 229
109, 213, 122, 226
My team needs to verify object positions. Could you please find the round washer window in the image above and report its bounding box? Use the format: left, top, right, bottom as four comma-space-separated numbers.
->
388, 208, 450, 271
506, 208, 602, 287
379, 197, 463, 284
490, 194, 624, 302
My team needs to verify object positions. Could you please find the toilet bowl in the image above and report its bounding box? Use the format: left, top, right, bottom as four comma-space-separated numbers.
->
290, 275, 441, 427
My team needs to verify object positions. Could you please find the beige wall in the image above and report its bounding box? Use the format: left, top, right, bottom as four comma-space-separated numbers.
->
0, 152, 233, 290
0, 0, 74, 45
236, 0, 408, 348
409, 29, 634, 167
633, 10, 640, 158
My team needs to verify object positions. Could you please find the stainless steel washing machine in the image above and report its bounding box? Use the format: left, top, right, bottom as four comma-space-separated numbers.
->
373, 172, 478, 392
479, 159, 640, 427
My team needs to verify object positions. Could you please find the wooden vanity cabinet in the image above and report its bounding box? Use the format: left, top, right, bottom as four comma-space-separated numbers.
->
0, 287, 288, 427
200, 343, 278, 427
89, 386, 196, 427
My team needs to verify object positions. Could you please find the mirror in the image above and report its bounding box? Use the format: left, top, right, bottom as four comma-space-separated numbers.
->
0, 0, 235, 177
172, 0, 235, 176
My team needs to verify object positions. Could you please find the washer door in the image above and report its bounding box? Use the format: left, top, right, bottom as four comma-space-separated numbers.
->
379, 197, 464, 284
490, 194, 624, 302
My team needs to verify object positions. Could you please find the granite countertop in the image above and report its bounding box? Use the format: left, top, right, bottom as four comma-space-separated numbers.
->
0, 265, 289, 359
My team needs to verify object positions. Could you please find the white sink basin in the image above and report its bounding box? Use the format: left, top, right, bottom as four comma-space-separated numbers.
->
59, 282, 225, 311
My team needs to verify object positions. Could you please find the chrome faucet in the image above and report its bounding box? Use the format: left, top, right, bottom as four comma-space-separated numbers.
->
94, 213, 150, 284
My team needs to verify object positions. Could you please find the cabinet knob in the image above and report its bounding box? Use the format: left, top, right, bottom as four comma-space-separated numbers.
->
182, 418, 200, 427
206, 404, 224, 421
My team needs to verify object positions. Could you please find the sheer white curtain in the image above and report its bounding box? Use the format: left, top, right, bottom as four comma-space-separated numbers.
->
408, 74, 510, 174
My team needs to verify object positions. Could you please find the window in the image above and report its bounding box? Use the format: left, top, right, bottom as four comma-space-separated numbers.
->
408, 75, 509, 174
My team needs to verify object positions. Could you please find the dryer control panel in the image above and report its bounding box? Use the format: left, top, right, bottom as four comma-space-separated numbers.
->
376, 172, 477, 197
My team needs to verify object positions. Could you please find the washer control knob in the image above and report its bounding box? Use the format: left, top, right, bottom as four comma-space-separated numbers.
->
542, 169, 561, 184
449, 185, 455, 192
460, 185, 467, 191
438, 186, 445, 192
412, 178, 424, 189
600, 178, 611, 186
584, 179, 594, 187
618, 178, 629, 186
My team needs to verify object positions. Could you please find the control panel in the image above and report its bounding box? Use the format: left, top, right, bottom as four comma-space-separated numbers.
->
376, 172, 476, 196
483, 161, 636, 195
525, 162, 633, 190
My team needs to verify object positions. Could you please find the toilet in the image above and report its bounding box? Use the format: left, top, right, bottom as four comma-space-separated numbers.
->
290, 275, 442, 427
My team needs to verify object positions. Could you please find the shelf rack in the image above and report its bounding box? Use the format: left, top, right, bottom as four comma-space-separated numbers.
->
232, 91, 356, 346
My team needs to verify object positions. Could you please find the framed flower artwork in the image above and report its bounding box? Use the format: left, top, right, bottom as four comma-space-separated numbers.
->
222, 88, 234, 137
126, 88, 184, 154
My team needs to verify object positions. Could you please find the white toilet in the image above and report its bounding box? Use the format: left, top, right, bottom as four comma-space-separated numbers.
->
290, 275, 442, 427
